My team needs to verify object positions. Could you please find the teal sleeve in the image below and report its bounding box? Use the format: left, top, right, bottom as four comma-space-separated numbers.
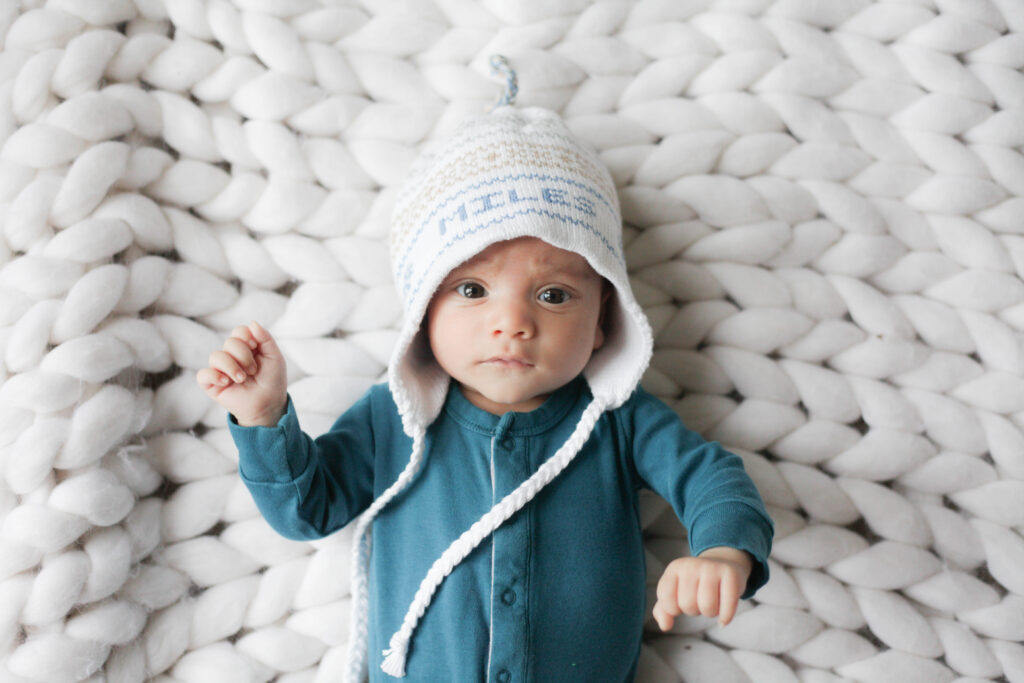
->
228, 391, 376, 541
623, 389, 774, 598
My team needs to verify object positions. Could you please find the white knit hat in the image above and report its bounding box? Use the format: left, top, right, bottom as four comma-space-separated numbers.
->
346, 63, 653, 681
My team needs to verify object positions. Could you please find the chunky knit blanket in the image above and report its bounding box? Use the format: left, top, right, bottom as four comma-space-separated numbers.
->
2, 1, 1023, 682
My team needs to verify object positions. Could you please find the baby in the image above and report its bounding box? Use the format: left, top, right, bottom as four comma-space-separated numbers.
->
198, 106, 773, 682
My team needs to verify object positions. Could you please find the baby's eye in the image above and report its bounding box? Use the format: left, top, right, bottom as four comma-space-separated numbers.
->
539, 288, 571, 304
456, 282, 487, 298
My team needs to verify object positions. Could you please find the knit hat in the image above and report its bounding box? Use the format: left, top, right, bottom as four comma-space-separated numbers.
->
345, 59, 653, 681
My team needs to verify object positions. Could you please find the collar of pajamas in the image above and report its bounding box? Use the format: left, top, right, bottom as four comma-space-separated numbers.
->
229, 376, 773, 682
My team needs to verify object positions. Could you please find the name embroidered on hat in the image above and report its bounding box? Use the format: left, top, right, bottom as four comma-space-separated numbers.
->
438, 182, 599, 236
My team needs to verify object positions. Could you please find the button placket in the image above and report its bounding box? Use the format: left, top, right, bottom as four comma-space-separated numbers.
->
490, 420, 529, 683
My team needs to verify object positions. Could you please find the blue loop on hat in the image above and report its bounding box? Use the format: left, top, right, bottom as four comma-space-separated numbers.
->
489, 54, 518, 109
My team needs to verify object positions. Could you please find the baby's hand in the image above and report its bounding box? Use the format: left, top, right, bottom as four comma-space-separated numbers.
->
652, 547, 752, 631
196, 321, 288, 427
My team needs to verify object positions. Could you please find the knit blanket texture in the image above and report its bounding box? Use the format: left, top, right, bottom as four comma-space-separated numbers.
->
1, 1, 1023, 682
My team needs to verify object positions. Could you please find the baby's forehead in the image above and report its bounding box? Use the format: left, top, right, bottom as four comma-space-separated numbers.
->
452, 237, 598, 278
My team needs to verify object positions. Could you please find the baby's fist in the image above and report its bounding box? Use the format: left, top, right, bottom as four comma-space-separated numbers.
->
652, 547, 752, 631
197, 321, 288, 426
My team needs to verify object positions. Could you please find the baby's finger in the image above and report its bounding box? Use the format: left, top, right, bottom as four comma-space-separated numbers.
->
697, 574, 721, 620
248, 321, 282, 359
655, 567, 680, 611
675, 571, 700, 617
196, 367, 230, 391
653, 569, 684, 631
230, 325, 259, 350
718, 573, 741, 626
208, 349, 249, 385
223, 337, 257, 374
652, 603, 674, 632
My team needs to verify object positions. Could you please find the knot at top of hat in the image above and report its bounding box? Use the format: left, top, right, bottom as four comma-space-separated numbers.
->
489, 54, 518, 109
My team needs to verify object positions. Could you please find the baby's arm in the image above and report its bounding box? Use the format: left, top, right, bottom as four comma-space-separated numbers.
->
623, 389, 774, 628
652, 546, 752, 630
196, 321, 288, 427
201, 321, 376, 540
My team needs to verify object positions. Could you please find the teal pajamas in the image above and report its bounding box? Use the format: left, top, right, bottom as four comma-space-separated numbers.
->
229, 375, 773, 682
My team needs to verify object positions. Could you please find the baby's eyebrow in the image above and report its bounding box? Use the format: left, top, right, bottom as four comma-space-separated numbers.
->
543, 260, 601, 281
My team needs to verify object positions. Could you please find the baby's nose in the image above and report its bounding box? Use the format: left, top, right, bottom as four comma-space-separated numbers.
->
490, 300, 535, 338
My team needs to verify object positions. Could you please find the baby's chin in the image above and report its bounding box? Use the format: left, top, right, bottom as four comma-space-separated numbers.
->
462, 384, 551, 414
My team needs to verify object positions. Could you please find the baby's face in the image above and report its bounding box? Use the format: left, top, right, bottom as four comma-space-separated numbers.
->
426, 237, 607, 415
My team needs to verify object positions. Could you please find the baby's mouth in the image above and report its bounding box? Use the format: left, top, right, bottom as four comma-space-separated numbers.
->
483, 356, 533, 367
